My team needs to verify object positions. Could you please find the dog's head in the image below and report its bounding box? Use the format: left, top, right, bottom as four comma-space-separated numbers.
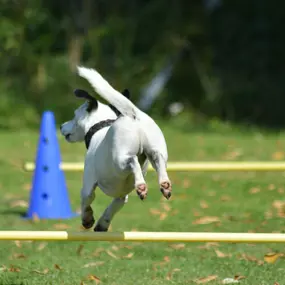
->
60, 89, 130, 143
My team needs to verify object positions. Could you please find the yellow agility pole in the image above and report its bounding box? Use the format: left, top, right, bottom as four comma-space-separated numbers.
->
0, 231, 285, 243
23, 161, 285, 172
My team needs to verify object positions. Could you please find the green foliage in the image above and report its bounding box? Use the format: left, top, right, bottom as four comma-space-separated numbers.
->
0, 0, 284, 129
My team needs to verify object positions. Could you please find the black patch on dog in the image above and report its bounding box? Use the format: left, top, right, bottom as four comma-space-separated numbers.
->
85, 119, 116, 149
94, 223, 108, 232
74, 89, 98, 112
109, 89, 131, 116
86, 99, 98, 112
122, 89, 130, 99
80, 88, 131, 149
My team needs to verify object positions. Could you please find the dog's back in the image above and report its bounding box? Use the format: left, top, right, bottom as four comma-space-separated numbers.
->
77, 66, 169, 162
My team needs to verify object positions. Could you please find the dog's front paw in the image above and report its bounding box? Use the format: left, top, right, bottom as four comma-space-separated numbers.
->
94, 223, 108, 232
82, 216, 95, 229
82, 207, 95, 229
160, 181, 172, 200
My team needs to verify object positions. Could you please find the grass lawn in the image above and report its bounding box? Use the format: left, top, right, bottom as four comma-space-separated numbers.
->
0, 120, 284, 284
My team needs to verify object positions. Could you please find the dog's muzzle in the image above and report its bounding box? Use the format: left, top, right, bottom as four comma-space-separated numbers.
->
65, 134, 71, 141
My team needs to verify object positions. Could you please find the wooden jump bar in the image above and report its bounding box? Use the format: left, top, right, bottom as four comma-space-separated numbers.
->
23, 161, 285, 172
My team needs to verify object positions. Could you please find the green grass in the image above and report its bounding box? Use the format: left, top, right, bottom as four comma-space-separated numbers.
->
0, 122, 285, 285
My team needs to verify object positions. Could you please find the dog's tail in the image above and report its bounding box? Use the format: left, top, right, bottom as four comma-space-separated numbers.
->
77, 66, 138, 119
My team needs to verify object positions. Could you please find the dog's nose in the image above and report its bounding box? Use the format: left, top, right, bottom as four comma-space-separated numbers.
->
60, 125, 63, 131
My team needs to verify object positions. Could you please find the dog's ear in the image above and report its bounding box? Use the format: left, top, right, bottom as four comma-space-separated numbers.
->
74, 89, 94, 101
122, 89, 130, 99
74, 89, 98, 112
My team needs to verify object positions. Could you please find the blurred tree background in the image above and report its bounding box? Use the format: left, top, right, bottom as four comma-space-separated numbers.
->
1, 0, 285, 129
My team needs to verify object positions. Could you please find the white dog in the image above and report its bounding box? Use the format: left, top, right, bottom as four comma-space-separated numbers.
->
60, 66, 172, 231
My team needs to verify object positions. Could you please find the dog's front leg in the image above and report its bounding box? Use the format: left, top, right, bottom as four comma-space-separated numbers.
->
81, 183, 97, 229
81, 163, 97, 229
94, 195, 128, 232
81, 184, 96, 229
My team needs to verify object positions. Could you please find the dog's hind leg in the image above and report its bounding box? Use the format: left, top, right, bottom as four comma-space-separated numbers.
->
127, 156, 148, 200
94, 195, 128, 232
147, 151, 172, 199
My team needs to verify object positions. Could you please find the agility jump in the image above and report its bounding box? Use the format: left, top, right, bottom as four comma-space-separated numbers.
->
24, 161, 285, 172
0, 231, 285, 243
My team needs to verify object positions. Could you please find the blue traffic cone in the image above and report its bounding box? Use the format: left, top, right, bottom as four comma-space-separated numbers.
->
25, 111, 78, 219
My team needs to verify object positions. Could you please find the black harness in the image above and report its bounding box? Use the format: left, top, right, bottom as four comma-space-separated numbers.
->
84, 119, 116, 149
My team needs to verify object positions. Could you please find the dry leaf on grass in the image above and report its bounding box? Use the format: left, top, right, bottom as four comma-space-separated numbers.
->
268, 184, 276, 191
278, 188, 284, 194
14, 240, 22, 248
220, 195, 231, 202
182, 179, 191, 188
106, 250, 118, 259
92, 248, 105, 257
162, 203, 171, 212
32, 213, 40, 223
171, 209, 179, 216
234, 275, 246, 281
272, 200, 285, 218
215, 250, 231, 258
265, 210, 273, 219
193, 210, 202, 217
149, 208, 161, 215
194, 275, 218, 284
272, 151, 285, 160
82, 262, 105, 268
110, 245, 119, 251
198, 242, 219, 250
264, 252, 284, 264
76, 244, 84, 256
22, 183, 31, 191
193, 216, 220, 225
169, 243, 185, 250
166, 268, 181, 280
152, 256, 171, 271
164, 256, 170, 262
222, 278, 239, 284
118, 244, 133, 250
200, 200, 209, 209
222, 276, 246, 284
37, 242, 47, 251
238, 253, 264, 265
54, 264, 62, 270
9, 265, 21, 272
88, 274, 101, 284
249, 187, 260, 194
10, 200, 28, 208
207, 191, 216, 197
32, 268, 49, 275
12, 253, 26, 259
223, 149, 243, 160
122, 252, 134, 259
53, 223, 70, 230
159, 212, 168, 220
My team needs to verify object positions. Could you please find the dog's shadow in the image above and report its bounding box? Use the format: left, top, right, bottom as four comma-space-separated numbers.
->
0, 209, 26, 217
